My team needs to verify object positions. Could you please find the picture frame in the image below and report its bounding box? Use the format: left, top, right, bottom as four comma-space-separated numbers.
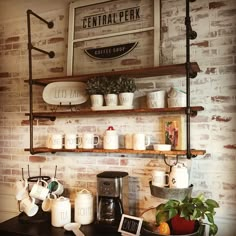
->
160, 116, 186, 150
67, 0, 160, 75
118, 214, 143, 236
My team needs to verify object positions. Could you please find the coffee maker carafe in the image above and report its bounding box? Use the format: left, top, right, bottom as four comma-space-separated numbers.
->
97, 171, 129, 225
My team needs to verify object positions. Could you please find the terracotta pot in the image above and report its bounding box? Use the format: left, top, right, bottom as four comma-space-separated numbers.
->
171, 214, 195, 235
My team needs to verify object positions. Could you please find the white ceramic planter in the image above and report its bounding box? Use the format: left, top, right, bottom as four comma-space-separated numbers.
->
119, 92, 134, 106
104, 94, 118, 106
90, 94, 104, 107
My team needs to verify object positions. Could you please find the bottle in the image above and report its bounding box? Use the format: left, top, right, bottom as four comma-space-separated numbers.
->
74, 189, 94, 225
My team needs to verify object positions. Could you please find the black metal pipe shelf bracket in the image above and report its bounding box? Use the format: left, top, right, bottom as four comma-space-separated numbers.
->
27, 9, 55, 155
185, 0, 198, 159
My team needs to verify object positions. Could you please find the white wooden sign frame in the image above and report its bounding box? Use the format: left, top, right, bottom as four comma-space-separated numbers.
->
67, 0, 160, 75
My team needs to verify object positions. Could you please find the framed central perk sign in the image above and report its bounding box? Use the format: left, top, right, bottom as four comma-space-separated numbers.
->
67, 0, 160, 75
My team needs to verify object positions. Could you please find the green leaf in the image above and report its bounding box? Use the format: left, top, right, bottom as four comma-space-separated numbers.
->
169, 208, 178, 219
192, 208, 201, 220
205, 199, 219, 208
205, 212, 214, 224
156, 211, 169, 225
209, 223, 218, 236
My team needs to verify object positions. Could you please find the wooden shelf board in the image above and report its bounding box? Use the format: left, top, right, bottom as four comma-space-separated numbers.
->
25, 63, 200, 85
26, 106, 204, 119
24, 147, 206, 156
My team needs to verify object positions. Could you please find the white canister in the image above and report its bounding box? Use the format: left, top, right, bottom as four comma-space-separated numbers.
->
51, 196, 71, 227
74, 189, 94, 225
103, 126, 119, 149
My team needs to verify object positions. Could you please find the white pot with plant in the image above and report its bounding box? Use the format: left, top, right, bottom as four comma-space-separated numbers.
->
117, 75, 136, 106
103, 77, 119, 106
86, 76, 105, 107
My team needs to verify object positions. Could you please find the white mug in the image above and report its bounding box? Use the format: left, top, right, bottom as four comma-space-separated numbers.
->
29, 179, 49, 201
169, 163, 189, 188
15, 179, 28, 201
47, 134, 63, 149
152, 170, 169, 187
42, 193, 57, 212
133, 133, 150, 150
20, 196, 39, 217
65, 133, 77, 149
48, 178, 64, 196
80, 133, 99, 149
125, 134, 133, 149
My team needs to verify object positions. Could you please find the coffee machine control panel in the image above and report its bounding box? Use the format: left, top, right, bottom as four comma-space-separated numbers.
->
98, 178, 120, 197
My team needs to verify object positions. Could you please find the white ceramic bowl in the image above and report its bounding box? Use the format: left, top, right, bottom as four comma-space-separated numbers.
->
153, 144, 171, 151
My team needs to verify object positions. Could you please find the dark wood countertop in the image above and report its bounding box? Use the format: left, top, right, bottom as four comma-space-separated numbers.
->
0, 213, 122, 236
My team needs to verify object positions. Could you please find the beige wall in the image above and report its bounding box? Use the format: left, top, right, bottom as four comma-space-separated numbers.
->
0, 0, 235, 235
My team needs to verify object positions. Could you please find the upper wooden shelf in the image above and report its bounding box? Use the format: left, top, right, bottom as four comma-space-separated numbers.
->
26, 106, 204, 120
24, 147, 206, 156
26, 62, 200, 86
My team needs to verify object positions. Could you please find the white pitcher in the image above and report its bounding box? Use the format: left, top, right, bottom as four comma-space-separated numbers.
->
169, 163, 189, 188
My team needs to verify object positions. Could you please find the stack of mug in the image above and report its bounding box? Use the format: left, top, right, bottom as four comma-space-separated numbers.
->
14, 177, 71, 227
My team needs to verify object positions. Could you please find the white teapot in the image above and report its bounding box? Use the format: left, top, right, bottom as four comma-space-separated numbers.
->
169, 163, 189, 188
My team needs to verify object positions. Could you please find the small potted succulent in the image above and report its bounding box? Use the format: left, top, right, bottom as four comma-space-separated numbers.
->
150, 194, 219, 236
103, 76, 120, 106
86, 76, 106, 107
117, 75, 136, 106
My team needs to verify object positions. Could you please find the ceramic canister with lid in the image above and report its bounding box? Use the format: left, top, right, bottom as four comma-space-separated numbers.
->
74, 189, 94, 225
51, 196, 71, 227
103, 126, 119, 149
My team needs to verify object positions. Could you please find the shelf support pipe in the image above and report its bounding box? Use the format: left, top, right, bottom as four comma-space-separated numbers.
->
185, 0, 196, 159
27, 9, 55, 155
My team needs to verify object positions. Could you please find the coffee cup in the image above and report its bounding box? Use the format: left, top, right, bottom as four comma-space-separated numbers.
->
65, 133, 77, 149
152, 170, 169, 187
48, 178, 64, 196
133, 133, 150, 150
20, 196, 39, 217
47, 134, 63, 149
80, 133, 99, 149
125, 134, 133, 149
42, 193, 57, 212
15, 179, 28, 201
29, 179, 49, 201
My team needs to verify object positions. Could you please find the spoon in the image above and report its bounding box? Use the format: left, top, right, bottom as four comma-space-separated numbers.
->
64, 222, 85, 236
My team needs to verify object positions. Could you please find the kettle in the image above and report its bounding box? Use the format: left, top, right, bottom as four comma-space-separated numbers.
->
169, 163, 189, 188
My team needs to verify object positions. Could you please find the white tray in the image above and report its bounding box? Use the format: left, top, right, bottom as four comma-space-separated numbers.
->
91, 105, 133, 111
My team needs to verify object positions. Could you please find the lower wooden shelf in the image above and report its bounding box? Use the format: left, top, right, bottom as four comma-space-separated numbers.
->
24, 147, 206, 156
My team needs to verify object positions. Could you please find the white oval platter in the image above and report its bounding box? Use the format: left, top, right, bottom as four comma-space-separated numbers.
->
42, 82, 88, 105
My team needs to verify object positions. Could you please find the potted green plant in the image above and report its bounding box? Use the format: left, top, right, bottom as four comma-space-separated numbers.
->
117, 75, 136, 106
154, 194, 219, 236
86, 76, 106, 107
103, 76, 120, 106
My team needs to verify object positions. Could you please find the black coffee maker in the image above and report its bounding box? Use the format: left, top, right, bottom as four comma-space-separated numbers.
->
96, 171, 129, 226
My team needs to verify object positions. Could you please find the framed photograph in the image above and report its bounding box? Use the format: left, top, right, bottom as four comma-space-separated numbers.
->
118, 214, 143, 236
67, 0, 160, 75
160, 116, 186, 150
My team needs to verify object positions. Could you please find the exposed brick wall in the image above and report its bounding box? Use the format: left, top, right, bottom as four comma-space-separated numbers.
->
0, 0, 235, 234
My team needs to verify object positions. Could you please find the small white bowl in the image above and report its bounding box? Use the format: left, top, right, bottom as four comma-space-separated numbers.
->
153, 144, 171, 151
